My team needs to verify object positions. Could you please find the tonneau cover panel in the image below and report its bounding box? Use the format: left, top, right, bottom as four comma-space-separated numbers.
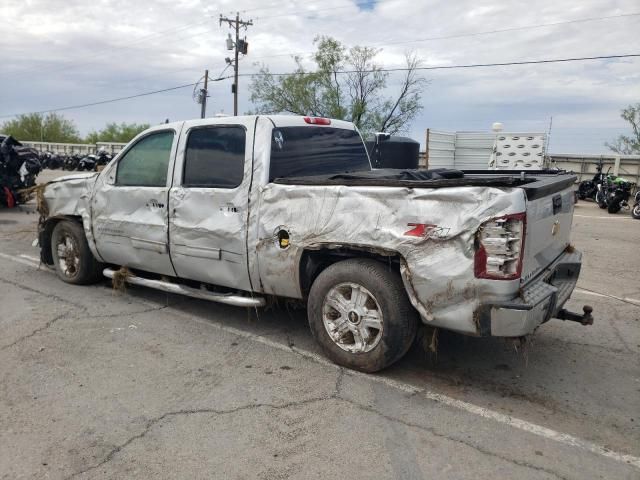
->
273, 168, 576, 197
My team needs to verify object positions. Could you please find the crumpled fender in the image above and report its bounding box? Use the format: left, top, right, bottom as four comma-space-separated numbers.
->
39, 172, 103, 262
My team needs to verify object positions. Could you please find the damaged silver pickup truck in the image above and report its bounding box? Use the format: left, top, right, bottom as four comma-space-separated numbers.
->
37, 115, 593, 372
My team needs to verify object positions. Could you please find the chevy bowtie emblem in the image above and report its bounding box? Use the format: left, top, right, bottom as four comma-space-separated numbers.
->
551, 220, 560, 236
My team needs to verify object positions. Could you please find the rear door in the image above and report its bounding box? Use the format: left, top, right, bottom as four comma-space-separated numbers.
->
91, 127, 179, 276
168, 118, 255, 291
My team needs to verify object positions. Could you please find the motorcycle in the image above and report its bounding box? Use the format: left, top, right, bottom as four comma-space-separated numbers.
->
0, 135, 41, 206
631, 190, 640, 220
596, 169, 634, 213
94, 150, 112, 170
63, 154, 81, 171
577, 162, 607, 201
77, 154, 97, 171
40, 151, 63, 170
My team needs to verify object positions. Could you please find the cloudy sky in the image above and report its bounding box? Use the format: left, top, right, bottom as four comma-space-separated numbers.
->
1, 0, 639, 153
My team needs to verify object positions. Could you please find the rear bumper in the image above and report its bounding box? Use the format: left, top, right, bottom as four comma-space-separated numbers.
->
476, 249, 583, 337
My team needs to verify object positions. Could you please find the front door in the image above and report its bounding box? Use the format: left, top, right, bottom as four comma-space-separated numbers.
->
168, 118, 254, 291
92, 127, 180, 276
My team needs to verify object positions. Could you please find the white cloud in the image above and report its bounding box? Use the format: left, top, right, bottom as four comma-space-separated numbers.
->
0, 0, 639, 153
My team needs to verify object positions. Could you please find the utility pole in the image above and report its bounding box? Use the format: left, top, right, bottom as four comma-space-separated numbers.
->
220, 13, 252, 116
200, 69, 209, 118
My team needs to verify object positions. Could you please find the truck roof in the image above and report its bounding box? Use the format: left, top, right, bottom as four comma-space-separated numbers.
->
156, 115, 357, 132
266, 115, 356, 130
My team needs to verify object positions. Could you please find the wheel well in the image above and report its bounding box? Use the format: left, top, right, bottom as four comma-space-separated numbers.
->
40, 215, 83, 265
299, 246, 401, 296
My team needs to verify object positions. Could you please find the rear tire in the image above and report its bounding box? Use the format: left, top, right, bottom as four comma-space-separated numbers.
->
307, 258, 418, 373
607, 200, 621, 214
632, 203, 640, 219
51, 220, 104, 284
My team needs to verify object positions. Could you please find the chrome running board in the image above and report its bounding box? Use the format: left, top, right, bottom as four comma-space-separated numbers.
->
103, 268, 265, 308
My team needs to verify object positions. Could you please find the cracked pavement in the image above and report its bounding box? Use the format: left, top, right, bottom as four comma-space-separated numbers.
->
1, 195, 639, 479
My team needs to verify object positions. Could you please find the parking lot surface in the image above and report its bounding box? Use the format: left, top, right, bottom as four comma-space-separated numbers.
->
1, 186, 639, 479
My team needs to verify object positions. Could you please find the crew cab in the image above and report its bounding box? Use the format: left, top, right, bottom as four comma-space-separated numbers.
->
37, 115, 593, 372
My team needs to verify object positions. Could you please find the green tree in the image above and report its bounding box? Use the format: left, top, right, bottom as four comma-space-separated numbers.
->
85, 122, 150, 144
0, 113, 82, 143
249, 36, 428, 135
606, 103, 640, 155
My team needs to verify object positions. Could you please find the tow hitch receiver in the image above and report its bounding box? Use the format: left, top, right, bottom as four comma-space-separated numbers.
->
556, 305, 594, 326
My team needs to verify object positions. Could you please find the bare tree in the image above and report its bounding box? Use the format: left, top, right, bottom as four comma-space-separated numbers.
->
249, 37, 428, 135
378, 53, 427, 134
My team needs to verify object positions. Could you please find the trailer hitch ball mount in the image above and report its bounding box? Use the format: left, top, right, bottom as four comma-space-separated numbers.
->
556, 305, 594, 326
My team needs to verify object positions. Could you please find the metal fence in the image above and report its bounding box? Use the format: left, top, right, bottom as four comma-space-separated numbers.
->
549, 154, 640, 185
20, 141, 127, 155
421, 128, 640, 185
422, 129, 548, 170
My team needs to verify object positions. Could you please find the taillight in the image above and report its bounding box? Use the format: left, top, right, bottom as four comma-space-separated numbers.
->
303, 116, 331, 125
474, 213, 526, 280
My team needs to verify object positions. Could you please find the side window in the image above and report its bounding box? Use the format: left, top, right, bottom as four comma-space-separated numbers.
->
183, 126, 245, 188
116, 131, 174, 187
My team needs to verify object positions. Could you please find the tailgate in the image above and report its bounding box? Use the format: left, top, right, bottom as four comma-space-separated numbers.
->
521, 184, 575, 283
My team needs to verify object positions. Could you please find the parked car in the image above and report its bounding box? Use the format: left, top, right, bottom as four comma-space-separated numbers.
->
36, 115, 593, 372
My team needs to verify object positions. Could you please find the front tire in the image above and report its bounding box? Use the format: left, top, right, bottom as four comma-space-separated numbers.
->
632, 203, 640, 219
51, 220, 104, 284
307, 258, 418, 373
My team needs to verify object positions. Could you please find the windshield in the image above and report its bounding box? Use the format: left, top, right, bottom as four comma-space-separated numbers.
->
269, 126, 371, 181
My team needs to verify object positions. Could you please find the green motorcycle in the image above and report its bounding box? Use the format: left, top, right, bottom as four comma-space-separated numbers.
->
596, 171, 634, 214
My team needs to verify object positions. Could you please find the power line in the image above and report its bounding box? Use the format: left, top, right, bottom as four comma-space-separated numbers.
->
1, 53, 638, 119
380, 12, 640, 47
247, 12, 640, 61
4, 7, 637, 88
239, 53, 640, 76
24, 9, 639, 96
0, 83, 196, 119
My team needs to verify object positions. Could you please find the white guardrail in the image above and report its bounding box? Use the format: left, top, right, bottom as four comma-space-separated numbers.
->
19, 141, 127, 156
548, 154, 640, 185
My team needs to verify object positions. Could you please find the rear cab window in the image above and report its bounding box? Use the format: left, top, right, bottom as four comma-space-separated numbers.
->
183, 126, 246, 188
269, 127, 371, 181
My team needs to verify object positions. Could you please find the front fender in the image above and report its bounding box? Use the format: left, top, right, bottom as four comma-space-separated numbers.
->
39, 173, 103, 263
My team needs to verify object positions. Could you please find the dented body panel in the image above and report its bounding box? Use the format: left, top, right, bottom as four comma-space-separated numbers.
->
251, 183, 526, 334
39, 115, 582, 338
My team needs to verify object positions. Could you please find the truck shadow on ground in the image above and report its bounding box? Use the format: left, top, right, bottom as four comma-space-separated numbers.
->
116, 281, 586, 417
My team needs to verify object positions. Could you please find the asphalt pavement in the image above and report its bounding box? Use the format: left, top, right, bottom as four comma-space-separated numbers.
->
0, 178, 638, 479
